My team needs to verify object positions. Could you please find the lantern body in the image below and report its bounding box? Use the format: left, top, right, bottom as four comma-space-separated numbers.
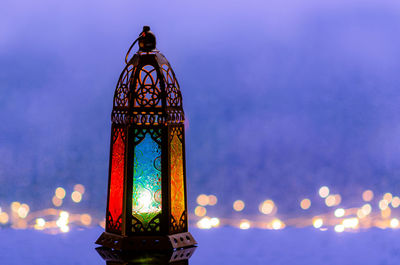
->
96, 29, 196, 250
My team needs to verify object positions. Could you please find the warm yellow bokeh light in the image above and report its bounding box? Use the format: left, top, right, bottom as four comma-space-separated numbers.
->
11, 202, 21, 212
80, 214, 92, 226
197, 194, 209, 206
383, 193, 393, 203
334, 224, 344, 233
233, 200, 245, 212
362, 190, 374, 202
210, 217, 220, 227
0, 212, 9, 224
17, 204, 30, 219
319, 186, 330, 198
300, 199, 311, 210
74, 184, 85, 194
55, 187, 66, 199
390, 218, 399, 228
334, 208, 345, 218
208, 195, 218, 206
197, 217, 212, 229
52, 196, 63, 207
392, 197, 400, 208
71, 191, 82, 203
194, 206, 207, 217
239, 219, 250, 230
36, 218, 46, 227
325, 195, 336, 207
313, 218, 323, 228
272, 219, 284, 230
342, 218, 358, 229
259, 200, 275, 215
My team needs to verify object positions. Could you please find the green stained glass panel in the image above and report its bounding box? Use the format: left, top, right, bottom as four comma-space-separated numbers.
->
133, 132, 162, 229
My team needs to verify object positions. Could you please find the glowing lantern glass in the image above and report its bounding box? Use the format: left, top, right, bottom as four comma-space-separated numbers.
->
96, 26, 196, 250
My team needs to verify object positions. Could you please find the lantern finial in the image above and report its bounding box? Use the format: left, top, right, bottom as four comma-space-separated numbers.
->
139, 25, 156, 52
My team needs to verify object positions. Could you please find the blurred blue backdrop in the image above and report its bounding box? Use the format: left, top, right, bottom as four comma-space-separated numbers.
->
1, 0, 400, 217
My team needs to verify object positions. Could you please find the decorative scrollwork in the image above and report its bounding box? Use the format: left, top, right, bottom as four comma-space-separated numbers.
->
114, 64, 134, 108
134, 128, 162, 145
170, 210, 187, 233
162, 64, 182, 107
166, 109, 185, 124
132, 214, 161, 233
133, 65, 162, 107
106, 210, 122, 233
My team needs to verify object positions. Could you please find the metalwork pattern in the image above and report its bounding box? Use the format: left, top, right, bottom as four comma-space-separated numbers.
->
133, 65, 162, 108
162, 64, 182, 107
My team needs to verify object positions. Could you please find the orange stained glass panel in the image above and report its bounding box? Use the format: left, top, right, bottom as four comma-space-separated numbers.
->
170, 133, 185, 225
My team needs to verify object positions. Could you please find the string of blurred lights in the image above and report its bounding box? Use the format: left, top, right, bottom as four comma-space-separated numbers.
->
1, 185, 400, 234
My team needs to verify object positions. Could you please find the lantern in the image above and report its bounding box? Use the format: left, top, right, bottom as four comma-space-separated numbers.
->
96, 26, 197, 250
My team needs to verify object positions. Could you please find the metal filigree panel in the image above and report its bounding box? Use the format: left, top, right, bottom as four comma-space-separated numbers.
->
133, 65, 162, 108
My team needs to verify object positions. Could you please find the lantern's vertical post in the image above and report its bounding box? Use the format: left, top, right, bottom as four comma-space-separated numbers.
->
162, 125, 170, 234
181, 125, 189, 231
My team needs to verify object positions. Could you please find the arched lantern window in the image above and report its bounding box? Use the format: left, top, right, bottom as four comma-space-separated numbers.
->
96, 26, 197, 250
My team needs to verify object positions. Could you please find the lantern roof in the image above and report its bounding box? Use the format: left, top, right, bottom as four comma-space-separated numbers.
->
112, 26, 184, 126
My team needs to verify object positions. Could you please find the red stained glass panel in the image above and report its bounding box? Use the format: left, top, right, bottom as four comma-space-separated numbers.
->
107, 128, 125, 233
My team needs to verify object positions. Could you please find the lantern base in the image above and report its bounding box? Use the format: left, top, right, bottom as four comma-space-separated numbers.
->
95, 231, 197, 251
95, 245, 196, 264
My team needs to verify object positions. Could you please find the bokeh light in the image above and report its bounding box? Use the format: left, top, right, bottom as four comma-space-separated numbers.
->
196, 194, 209, 206
52, 196, 63, 207
17, 204, 30, 219
197, 217, 212, 229
210, 217, 220, 227
194, 206, 207, 217
300, 199, 311, 210
233, 200, 245, 212
392, 196, 400, 208
11, 202, 21, 212
334, 208, 345, 218
319, 186, 330, 198
334, 224, 344, 233
383, 193, 393, 203
239, 219, 250, 230
272, 219, 284, 230
313, 218, 323, 229
390, 218, 399, 228
80, 214, 92, 226
0, 212, 9, 224
325, 195, 336, 207
259, 200, 275, 215
362, 190, 374, 202
74, 184, 85, 194
208, 195, 218, 206
71, 191, 82, 203
55, 187, 66, 199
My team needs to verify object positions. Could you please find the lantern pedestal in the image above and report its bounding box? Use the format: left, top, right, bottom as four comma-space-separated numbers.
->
96, 231, 197, 251
96, 245, 196, 264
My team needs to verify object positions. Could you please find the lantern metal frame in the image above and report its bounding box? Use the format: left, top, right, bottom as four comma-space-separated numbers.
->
96, 27, 197, 250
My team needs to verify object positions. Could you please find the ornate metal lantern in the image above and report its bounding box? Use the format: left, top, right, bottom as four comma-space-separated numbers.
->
96, 26, 197, 250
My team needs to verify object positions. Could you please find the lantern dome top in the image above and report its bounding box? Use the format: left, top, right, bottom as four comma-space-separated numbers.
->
112, 27, 184, 126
